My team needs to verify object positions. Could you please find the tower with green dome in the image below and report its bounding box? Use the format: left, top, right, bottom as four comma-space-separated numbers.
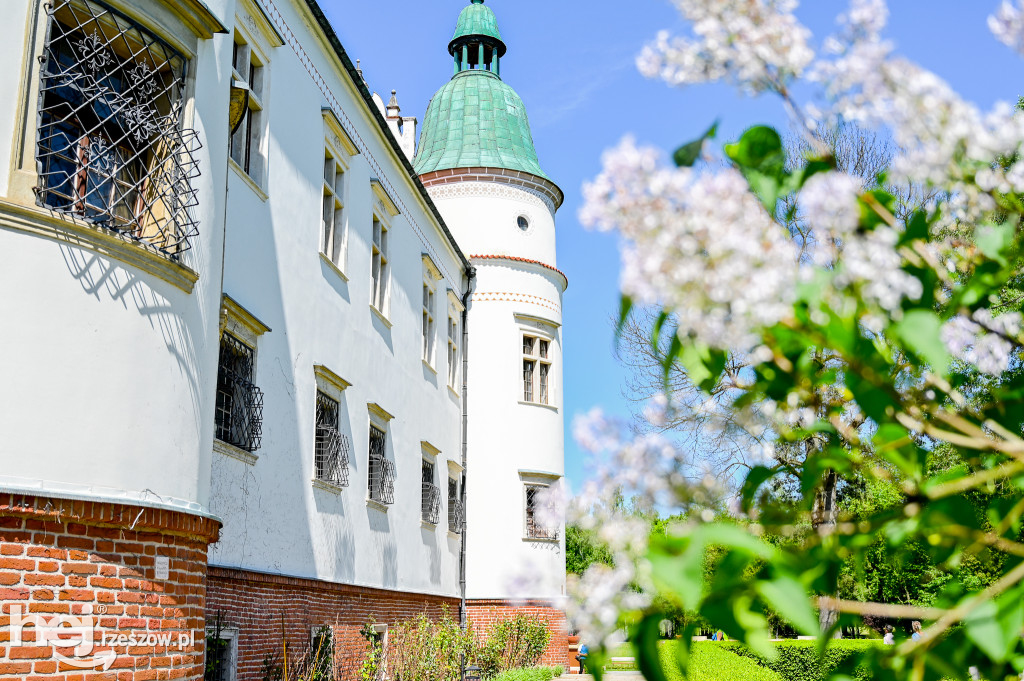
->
417, 0, 568, 670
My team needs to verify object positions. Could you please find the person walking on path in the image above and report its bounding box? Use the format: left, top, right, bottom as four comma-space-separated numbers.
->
912, 622, 923, 642
576, 640, 589, 674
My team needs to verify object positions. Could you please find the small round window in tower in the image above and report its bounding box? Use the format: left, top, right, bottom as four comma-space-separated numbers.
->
517, 215, 530, 232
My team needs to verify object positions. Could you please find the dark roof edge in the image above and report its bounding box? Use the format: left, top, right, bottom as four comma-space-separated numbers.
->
298, 0, 471, 274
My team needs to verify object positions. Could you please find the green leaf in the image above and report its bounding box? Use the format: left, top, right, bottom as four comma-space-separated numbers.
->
893, 309, 951, 374
634, 614, 671, 681
740, 466, 779, 513
756, 575, 818, 636
724, 126, 785, 175
977, 223, 1015, 265
673, 121, 719, 167
679, 343, 714, 392
614, 296, 633, 348
650, 536, 706, 611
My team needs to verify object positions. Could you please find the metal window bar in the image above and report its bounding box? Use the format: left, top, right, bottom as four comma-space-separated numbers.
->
422, 481, 441, 524
35, 0, 201, 256
215, 334, 263, 452
315, 392, 350, 487
525, 487, 558, 540
448, 477, 465, 533
368, 427, 395, 504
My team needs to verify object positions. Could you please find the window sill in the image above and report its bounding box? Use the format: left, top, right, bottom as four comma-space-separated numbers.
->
447, 531, 461, 540
367, 498, 390, 513
0, 198, 199, 294
229, 158, 269, 202
214, 439, 258, 465
370, 304, 393, 328
313, 478, 344, 495
523, 536, 560, 544
518, 400, 559, 413
422, 359, 437, 375
421, 520, 437, 531
319, 252, 349, 282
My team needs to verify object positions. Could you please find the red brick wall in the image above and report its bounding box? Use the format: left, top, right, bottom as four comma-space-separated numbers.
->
205, 567, 461, 681
465, 599, 569, 670
0, 493, 219, 680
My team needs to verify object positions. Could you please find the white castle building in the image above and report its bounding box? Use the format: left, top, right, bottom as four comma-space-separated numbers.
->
0, 0, 566, 678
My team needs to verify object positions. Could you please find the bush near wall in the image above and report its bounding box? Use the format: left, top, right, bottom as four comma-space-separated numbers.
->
729, 640, 879, 681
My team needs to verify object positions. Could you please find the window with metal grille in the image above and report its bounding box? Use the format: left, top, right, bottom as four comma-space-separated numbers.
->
522, 334, 553, 405
525, 485, 558, 540
321, 149, 345, 266
215, 334, 264, 452
36, 0, 201, 255
367, 426, 395, 504
371, 217, 389, 313
447, 476, 464, 534
421, 461, 440, 524
315, 391, 349, 487
229, 33, 266, 184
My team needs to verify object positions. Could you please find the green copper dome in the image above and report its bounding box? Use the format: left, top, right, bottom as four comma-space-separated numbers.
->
414, 71, 548, 178
449, 0, 504, 55
415, 0, 550, 180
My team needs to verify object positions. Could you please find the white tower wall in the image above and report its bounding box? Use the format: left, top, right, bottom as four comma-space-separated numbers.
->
429, 182, 566, 601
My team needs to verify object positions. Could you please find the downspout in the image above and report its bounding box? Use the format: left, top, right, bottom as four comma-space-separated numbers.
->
459, 265, 476, 632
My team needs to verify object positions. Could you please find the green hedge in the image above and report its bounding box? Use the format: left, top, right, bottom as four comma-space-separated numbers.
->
661, 642, 784, 681
490, 666, 564, 681
729, 640, 879, 681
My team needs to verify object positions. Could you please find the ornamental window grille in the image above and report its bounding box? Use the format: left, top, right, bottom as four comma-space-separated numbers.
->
368, 426, 395, 505
315, 391, 350, 487
525, 485, 558, 540
421, 461, 440, 525
215, 333, 264, 452
447, 476, 464, 533
522, 334, 552, 405
36, 0, 201, 255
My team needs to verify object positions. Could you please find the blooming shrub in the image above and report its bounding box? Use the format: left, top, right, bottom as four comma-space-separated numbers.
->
569, 1, 1024, 680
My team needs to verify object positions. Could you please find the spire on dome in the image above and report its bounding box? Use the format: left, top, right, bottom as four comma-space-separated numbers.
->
449, 0, 505, 75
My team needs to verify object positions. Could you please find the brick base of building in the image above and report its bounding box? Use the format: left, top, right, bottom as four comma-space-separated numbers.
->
465, 599, 569, 670
0, 492, 220, 680
205, 567, 461, 681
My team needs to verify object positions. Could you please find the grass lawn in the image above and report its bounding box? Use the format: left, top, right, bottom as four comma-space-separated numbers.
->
589, 639, 880, 680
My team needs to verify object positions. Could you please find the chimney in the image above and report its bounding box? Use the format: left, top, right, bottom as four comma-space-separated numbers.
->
384, 90, 417, 162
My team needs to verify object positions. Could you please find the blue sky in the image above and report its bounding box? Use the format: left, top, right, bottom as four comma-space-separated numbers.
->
321, 0, 1024, 491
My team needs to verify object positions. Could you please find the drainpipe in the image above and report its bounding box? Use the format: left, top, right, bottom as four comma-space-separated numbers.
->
459, 265, 476, 632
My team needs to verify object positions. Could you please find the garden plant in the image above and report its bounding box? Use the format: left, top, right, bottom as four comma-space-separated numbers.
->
566, 1, 1024, 680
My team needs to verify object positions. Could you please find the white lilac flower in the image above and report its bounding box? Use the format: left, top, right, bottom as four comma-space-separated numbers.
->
581, 137, 799, 351
990, 1, 1024, 55
812, 0, 1024, 202
838, 227, 923, 313
566, 563, 652, 647
636, 0, 814, 94
799, 171, 862, 265
942, 310, 1023, 376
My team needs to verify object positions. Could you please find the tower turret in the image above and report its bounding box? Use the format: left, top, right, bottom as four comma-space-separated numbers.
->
416, 0, 568, 669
